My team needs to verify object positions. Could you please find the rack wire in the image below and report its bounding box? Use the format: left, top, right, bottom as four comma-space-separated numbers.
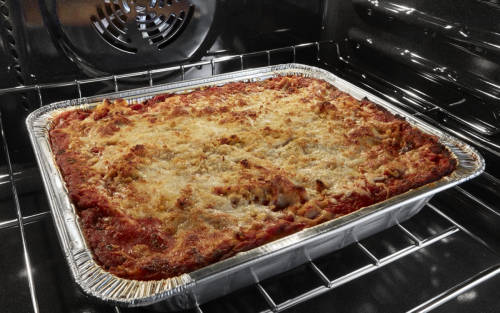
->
0, 112, 39, 312
1, 40, 499, 313
179, 203, 499, 313
256, 223, 460, 313
0, 41, 331, 103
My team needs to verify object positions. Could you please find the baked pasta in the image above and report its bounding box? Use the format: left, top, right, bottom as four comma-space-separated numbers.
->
49, 75, 456, 280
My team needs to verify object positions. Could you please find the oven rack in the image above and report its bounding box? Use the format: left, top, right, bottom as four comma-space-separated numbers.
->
1, 41, 499, 313
0, 41, 334, 102
181, 206, 500, 313
0, 41, 497, 141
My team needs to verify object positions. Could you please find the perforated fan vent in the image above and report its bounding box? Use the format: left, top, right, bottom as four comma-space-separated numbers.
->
90, 0, 194, 53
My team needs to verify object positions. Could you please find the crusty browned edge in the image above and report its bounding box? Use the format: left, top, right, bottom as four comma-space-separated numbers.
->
49, 76, 456, 280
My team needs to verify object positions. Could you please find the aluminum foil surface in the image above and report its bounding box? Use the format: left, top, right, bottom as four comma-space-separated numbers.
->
26, 64, 485, 310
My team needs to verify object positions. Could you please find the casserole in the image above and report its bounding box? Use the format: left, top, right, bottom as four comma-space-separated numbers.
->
26, 64, 484, 309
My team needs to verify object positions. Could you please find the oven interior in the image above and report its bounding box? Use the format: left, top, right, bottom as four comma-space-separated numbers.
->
1, 0, 500, 312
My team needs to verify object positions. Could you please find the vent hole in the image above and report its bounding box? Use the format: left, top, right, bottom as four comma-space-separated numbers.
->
138, 14, 168, 33
96, 5, 130, 41
17, 75, 24, 85
11, 49, 18, 59
122, 0, 131, 13
14, 63, 21, 73
135, 5, 146, 13
7, 34, 14, 45
149, 15, 175, 43
104, 3, 127, 31
90, 14, 137, 53
157, 5, 194, 49
136, 12, 157, 22
3, 20, 12, 31
21, 100, 30, 110
1, 6, 9, 17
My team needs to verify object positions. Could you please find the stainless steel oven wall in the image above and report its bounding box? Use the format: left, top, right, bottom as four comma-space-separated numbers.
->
328, 0, 500, 173
0, 0, 326, 87
322, 0, 500, 255
1, 0, 221, 85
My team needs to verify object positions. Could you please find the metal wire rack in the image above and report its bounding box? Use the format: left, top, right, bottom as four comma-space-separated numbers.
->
1, 40, 500, 313
201, 215, 498, 313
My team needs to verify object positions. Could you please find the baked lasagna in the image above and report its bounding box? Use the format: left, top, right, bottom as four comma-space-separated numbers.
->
49, 75, 456, 280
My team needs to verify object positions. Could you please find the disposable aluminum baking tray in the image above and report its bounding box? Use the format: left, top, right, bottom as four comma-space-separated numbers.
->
26, 64, 484, 310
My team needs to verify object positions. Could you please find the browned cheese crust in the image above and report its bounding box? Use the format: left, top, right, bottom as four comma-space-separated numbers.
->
49, 76, 456, 280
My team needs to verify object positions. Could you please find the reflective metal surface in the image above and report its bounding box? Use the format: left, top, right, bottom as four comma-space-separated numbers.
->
2, 0, 500, 311
38, 0, 218, 75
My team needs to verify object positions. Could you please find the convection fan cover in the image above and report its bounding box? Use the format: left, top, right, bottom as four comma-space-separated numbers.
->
41, 0, 218, 74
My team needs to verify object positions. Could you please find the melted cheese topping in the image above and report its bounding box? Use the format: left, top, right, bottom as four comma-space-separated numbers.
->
49, 76, 456, 280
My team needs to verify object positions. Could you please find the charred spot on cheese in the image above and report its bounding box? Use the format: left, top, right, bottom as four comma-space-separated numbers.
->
176, 195, 192, 209
218, 134, 239, 146
130, 144, 146, 156
240, 159, 251, 168
315, 179, 328, 193
91, 146, 104, 155
49, 75, 456, 281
